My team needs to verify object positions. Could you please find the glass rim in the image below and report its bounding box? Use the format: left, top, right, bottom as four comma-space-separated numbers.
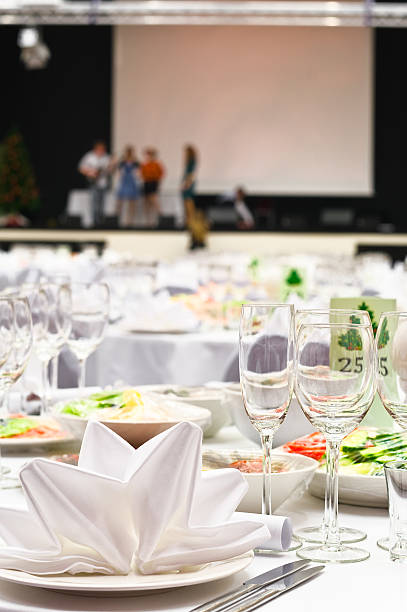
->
379, 310, 406, 318
296, 308, 371, 315
297, 321, 372, 329
240, 302, 293, 309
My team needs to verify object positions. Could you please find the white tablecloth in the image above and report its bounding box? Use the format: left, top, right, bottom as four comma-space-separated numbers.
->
60, 329, 238, 388
0, 425, 399, 612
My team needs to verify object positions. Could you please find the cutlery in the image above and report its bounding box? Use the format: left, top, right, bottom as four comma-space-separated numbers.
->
190, 559, 309, 612
224, 565, 324, 612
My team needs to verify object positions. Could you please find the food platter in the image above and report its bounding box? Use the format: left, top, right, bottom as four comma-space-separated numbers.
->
0, 552, 253, 595
0, 416, 74, 450
52, 389, 212, 447
309, 468, 387, 508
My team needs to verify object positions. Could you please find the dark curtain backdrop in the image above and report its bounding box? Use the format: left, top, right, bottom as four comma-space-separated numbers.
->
0, 25, 112, 225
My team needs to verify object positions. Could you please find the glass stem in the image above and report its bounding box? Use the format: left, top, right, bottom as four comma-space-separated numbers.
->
324, 437, 341, 549
51, 355, 59, 395
41, 359, 50, 417
260, 432, 274, 516
78, 358, 87, 390
321, 440, 332, 537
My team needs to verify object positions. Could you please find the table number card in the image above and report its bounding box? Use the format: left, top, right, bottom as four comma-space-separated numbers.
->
330, 296, 397, 428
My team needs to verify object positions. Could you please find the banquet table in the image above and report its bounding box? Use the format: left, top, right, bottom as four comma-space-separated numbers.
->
59, 329, 239, 388
0, 425, 402, 612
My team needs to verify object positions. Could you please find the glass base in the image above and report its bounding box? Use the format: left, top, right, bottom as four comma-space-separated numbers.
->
296, 525, 366, 544
297, 544, 370, 564
377, 537, 389, 551
255, 535, 302, 554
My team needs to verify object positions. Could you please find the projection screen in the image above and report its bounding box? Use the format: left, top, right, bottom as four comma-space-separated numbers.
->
113, 26, 372, 195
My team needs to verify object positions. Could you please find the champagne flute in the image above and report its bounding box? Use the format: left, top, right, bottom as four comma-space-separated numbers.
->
376, 311, 407, 550
67, 282, 110, 389
295, 308, 373, 545
239, 303, 300, 552
46, 275, 71, 396
40, 282, 71, 403
295, 319, 376, 563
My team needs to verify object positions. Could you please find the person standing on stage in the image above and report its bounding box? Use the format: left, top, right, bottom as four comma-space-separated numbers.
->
78, 141, 113, 227
116, 145, 141, 227
141, 148, 165, 227
181, 144, 198, 228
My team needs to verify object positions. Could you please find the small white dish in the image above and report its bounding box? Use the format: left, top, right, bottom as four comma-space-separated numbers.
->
140, 384, 230, 437
203, 449, 318, 513
0, 552, 253, 595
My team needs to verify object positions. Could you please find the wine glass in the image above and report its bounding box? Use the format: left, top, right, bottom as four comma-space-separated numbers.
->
376, 311, 407, 551
0, 297, 33, 488
40, 281, 71, 402
46, 275, 71, 397
0, 297, 33, 414
239, 303, 300, 552
295, 319, 376, 563
295, 308, 373, 545
67, 282, 110, 389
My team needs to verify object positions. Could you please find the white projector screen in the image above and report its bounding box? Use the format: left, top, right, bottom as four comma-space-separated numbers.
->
113, 26, 372, 195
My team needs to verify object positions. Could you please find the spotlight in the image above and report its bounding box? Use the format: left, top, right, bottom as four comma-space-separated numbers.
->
17, 27, 50, 70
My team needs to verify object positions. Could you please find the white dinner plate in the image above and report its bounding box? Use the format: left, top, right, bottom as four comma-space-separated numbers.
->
0, 417, 74, 450
0, 552, 253, 596
310, 468, 387, 508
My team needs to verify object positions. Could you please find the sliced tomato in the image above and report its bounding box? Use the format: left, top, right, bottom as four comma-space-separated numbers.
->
283, 432, 326, 461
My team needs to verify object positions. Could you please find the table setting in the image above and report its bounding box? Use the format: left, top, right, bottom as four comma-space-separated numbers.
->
0, 252, 405, 611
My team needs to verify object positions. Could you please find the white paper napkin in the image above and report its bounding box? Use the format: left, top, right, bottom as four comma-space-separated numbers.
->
0, 421, 289, 576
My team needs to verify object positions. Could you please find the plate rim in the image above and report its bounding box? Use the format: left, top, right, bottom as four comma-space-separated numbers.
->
0, 552, 253, 593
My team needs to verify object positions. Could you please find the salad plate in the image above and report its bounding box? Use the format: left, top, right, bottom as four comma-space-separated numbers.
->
0, 416, 73, 450
0, 552, 253, 595
52, 389, 212, 447
282, 429, 405, 508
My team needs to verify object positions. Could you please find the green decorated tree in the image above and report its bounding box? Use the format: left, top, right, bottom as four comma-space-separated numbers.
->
0, 128, 40, 216
357, 301, 378, 336
285, 268, 303, 286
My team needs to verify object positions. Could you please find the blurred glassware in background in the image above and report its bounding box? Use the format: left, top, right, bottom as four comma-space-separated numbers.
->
67, 282, 110, 390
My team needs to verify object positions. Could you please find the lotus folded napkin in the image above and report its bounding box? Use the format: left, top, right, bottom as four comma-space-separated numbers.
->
0, 421, 288, 576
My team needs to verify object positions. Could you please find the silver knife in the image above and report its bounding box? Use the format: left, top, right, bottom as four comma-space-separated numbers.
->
190, 560, 309, 612
224, 565, 325, 612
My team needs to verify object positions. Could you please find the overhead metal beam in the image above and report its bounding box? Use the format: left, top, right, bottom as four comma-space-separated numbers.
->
1, 1, 407, 27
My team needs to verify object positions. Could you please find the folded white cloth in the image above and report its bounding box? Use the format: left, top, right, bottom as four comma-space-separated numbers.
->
0, 421, 290, 576
121, 293, 199, 332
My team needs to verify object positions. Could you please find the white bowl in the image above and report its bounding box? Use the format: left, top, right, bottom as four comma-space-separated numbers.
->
52, 399, 211, 448
203, 449, 318, 513
223, 385, 314, 447
310, 469, 387, 508
140, 385, 230, 437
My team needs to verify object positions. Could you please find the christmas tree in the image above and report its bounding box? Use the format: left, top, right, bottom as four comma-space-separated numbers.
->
0, 128, 40, 215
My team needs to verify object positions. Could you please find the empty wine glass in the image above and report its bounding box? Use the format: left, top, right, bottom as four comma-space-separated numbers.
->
295, 319, 376, 563
295, 308, 373, 545
376, 311, 407, 551
41, 282, 71, 403
67, 282, 110, 389
0, 297, 33, 488
239, 303, 300, 552
0, 297, 33, 415
46, 275, 71, 397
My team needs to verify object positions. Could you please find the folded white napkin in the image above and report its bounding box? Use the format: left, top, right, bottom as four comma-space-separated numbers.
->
0, 421, 290, 576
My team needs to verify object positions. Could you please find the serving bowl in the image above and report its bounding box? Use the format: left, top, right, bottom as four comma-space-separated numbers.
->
310, 466, 387, 508
202, 449, 318, 513
52, 398, 211, 448
140, 384, 230, 437
223, 384, 314, 447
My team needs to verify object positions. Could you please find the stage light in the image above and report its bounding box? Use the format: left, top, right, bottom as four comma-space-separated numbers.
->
17, 27, 51, 69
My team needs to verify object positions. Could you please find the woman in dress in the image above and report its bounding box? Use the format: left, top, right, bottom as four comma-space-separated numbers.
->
181, 145, 198, 228
116, 146, 140, 227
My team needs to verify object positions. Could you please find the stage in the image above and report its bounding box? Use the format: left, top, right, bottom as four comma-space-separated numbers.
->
0, 228, 405, 259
